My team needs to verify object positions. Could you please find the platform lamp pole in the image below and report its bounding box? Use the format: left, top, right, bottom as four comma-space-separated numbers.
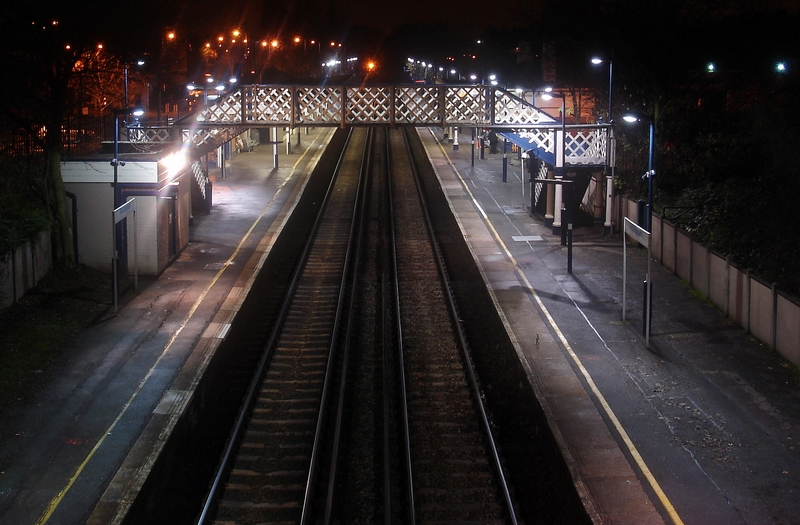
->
540, 88, 567, 244
591, 57, 613, 122
623, 112, 655, 342
111, 106, 144, 310
592, 56, 615, 234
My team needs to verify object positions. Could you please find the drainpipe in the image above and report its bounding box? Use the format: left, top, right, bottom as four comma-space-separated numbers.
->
65, 191, 79, 263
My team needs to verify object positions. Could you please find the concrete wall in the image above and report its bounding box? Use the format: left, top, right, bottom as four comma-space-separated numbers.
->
619, 196, 800, 367
776, 293, 800, 365
708, 252, 728, 311
0, 231, 52, 308
749, 278, 774, 348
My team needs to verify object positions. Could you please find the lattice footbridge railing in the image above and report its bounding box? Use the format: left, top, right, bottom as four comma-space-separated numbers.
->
127, 84, 612, 167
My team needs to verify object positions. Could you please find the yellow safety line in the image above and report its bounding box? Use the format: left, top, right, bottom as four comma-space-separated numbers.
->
433, 136, 685, 525
36, 131, 327, 525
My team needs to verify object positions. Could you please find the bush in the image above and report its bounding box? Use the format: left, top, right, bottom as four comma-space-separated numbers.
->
0, 194, 50, 259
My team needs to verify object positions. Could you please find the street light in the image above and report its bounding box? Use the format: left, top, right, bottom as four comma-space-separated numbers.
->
591, 57, 613, 122
111, 106, 145, 208
540, 88, 567, 175
111, 106, 144, 310
540, 88, 570, 245
622, 113, 655, 232
623, 112, 655, 341
592, 56, 615, 234
476, 39, 484, 83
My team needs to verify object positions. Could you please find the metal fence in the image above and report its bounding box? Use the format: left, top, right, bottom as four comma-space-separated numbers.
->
0, 116, 106, 161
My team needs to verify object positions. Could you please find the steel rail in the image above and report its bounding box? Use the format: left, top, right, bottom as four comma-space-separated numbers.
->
300, 127, 371, 524
194, 127, 354, 525
401, 128, 519, 525
385, 128, 417, 525
320, 127, 376, 524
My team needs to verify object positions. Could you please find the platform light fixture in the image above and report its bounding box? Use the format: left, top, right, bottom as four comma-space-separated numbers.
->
622, 113, 655, 232
623, 111, 656, 343
110, 106, 144, 310
591, 56, 613, 122
111, 106, 145, 208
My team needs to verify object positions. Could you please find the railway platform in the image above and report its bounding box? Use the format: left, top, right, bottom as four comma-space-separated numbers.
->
420, 127, 800, 525
1, 125, 800, 525
0, 127, 336, 525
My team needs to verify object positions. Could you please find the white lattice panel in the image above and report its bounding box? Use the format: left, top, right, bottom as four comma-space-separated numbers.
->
516, 130, 556, 155
565, 129, 607, 166
534, 158, 550, 205
199, 90, 243, 124
346, 87, 392, 124
444, 86, 489, 125
493, 90, 557, 126
166, 84, 612, 167
395, 86, 442, 125
297, 87, 343, 125
128, 127, 171, 143
183, 126, 245, 156
244, 86, 292, 124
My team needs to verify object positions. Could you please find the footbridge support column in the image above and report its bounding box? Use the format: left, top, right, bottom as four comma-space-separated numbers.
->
605, 173, 614, 234
553, 172, 563, 235
545, 169, 555, 227
272, 127, 279, 168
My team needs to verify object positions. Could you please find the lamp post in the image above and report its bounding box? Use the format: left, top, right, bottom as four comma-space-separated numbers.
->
591, 57, 613, 122
540, 88, 567, 240
111, 106, 144, 309
112, 107, 145, 207
623, 112, 655, 340
622, 114, 655, 231
476, 39, 483, 84
157, 30, 177, 125
592, 56, 615, 233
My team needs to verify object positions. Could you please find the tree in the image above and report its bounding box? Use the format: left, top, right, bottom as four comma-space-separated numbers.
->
0, 1, 168, 268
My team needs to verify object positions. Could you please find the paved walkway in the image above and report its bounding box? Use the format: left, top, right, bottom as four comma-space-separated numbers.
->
420, 127, 800, 525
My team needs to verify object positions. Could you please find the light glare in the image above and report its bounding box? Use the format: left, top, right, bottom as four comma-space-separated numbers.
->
161, 152, 187, 173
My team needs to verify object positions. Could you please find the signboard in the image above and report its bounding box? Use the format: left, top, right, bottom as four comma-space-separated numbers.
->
624, 217, 650, 248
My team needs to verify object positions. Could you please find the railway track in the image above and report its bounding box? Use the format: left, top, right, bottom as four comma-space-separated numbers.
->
195, 127, 519, 524
388, 129, 516, 524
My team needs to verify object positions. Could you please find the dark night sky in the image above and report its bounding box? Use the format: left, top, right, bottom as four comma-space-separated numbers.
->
176, 0, 529, 37
330, 0, 525, 32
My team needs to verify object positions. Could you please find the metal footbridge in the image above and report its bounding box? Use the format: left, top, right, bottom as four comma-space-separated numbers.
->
130, 84, 613, 170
